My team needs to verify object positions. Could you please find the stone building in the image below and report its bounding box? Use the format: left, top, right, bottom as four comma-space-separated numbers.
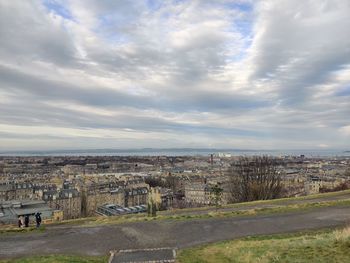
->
184, 182, 230, 206
149, 187, 173, 210
43, 188, 81, 220
124, 187, 148, 207
0, 182, 35, 201
122, 176, 149, 189
304, 176, 322, 194
82, 183, 125, 217
184, 183, 211, 205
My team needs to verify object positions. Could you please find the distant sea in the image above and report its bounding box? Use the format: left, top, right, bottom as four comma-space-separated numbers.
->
0, 148, 349, 157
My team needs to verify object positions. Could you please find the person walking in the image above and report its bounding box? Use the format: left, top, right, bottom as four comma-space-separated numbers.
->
19, 215, 25, 228
24, 215, 29, 228
18, 216, 22, 228
35, 212, 42, 228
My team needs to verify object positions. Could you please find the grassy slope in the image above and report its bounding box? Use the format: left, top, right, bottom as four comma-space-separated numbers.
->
0, 255, 108, 263
177, 227, 350, 263
53, 198, 350, 227
170, 189, 350, 212
3, 228, 349, 263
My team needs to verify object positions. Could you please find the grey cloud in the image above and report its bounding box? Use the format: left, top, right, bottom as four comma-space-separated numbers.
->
0, 93, 264, 138
0, 1, 78, 66
249, 0, 350, 105
0, 64, 151, 108
0, 64, 268, 113
1, 0, 350, 150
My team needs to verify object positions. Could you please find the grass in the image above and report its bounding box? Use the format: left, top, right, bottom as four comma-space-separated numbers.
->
164, 189, 350, 213
58, 198, 350, 227
52, 189, 350, 227
0, 226, 46, 235
2, 229, 350, 263
177, 226, 350, 263
0, 255, 108, 263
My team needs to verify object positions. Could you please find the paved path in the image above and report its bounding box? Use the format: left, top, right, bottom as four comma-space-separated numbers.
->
1, 205, 350, 259
111, 248, 176, 263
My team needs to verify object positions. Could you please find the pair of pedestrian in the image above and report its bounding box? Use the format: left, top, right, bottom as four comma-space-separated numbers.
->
17, 213, 42, 228
17, 215, 30, 228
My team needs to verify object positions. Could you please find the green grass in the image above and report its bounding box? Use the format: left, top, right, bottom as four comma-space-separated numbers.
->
177, 226, 350, 263
0, 254, 108, 263
0, 226, 46, 235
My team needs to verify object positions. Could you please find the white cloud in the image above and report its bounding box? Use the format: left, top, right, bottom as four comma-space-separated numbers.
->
0, 0, 349, 150
340, 126, 350, 137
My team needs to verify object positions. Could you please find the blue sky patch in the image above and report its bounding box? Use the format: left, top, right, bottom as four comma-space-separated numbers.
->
43, 0, 74, 20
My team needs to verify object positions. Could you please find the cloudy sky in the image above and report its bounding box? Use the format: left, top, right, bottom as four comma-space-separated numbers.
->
0, 0, 350, 151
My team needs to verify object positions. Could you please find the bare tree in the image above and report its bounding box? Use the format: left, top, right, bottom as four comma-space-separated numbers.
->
165, 172, 179, 193
345, 166, 350, 179
210, 184, 223, 211
227, 156, 283, 202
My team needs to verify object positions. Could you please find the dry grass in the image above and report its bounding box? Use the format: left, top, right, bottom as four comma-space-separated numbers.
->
0, 226, 46, 235
177, 226, 350, 263
0, 255, 108, 263
78, 199, 350, 227
334, 225, 350, 242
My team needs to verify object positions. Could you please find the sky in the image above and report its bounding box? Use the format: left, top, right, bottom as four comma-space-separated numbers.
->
0, 0, 350, 151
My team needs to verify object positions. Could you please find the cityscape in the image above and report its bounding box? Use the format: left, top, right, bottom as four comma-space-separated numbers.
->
1, 0, 350, 262
1, 152, 350, 262
1, 153, 350, 222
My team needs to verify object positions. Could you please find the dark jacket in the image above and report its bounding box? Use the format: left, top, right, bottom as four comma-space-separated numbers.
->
35, 213, 42, 223
24, 215, 29, 227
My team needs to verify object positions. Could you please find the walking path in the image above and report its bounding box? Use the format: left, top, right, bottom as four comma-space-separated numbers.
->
1, 205, 350, 259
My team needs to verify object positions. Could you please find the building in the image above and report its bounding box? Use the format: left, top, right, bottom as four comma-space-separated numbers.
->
184, 183, 211, 205
124, 187, 148, 207
96, 204, 146, 216
305, 176, 322, 194
83, 185, 125, 217
0, 182, 35, 201
184, 182, 230, 206
43, 188, 81, 220
149, 187, 173, 210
